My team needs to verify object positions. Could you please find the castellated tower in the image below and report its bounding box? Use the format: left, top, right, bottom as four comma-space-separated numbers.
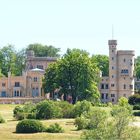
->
108, 40, 118, 103
108, 40, 135, 103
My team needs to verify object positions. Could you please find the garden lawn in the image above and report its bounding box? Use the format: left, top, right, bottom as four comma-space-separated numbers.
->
0, 104, 81, 140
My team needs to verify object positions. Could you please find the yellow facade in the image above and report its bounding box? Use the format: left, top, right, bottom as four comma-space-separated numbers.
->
0, 50, 56, 100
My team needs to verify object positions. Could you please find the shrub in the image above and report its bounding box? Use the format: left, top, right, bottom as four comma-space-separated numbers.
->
16, 119, 45, 133
36, 100, 62, 119
13, 106, 24, 120
133, 104, 140, 110
56, 101, 74, 118
74, 116, 88, 130
128, 94, 140, 105
133, 111, 140, 116
13, 103, 36, 120
81, 105, 139, 140
46, 123, 64, 133
74, 107, 108, 130
73, 100, 92, 117
0, 115, 5, 123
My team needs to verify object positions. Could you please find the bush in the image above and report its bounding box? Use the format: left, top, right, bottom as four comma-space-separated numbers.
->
0, 115, 5, 123
46, 123, 64, 133
74, 116, 88, 130
73, 100, 92, 117
81, 105, 139, 140
56, 101, 74, 118
36, 100, 62, 119
133, 104, 140, 110
16, 119, 45, 133
13, 103, 36, 120
128, 94, 140, 105
74, 107, 108, 130
13, 106, 24, 120
133, 111, 140, 116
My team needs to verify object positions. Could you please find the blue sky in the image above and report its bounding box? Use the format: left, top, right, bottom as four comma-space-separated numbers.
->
0, 0, 140, 56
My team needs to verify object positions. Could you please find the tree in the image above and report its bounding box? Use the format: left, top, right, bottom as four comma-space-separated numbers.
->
43, 48, 100, 104
26, 43, 60, 57
81, 105, 139, 140
0, 45, 17, 76
14, 49, 26, 76
43, 62, 59, 98
91, 55, 109, 76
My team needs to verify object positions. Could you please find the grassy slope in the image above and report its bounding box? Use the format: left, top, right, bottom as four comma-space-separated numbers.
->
0, 104, 81, 140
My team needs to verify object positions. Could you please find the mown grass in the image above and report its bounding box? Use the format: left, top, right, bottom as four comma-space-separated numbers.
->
0, 104, 81, 140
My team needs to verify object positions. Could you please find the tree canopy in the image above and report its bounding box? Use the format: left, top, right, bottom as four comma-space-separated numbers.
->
26, 43, 60, 57
91, 55, 109, 76
43, 48, 100, 104
0, 43, 60, 77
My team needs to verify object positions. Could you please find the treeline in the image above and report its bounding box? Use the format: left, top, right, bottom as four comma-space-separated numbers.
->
0, 43, 60, 77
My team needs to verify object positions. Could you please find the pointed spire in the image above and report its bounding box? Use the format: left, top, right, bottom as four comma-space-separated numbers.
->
112, 24, 114, 40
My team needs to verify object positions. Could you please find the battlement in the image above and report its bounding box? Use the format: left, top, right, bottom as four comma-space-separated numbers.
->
117, 50, 135, 56
108, 40, 117, 45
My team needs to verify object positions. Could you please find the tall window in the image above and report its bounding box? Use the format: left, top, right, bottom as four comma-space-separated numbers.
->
111, 84, 115, 87
15, 82, 20, 87
2, 83, 6, 87
34, 77, 38, 82
101, 93, 104, 99
124, 84, 126, 89
105, 84, 108, 89
106, 93, 108, 99
101, 84, 104, 89
130, 85, 133, 89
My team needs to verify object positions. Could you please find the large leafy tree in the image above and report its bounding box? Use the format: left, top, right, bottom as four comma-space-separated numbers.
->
26, 43, 60, 57
43, 49, 100, 104
0, 45, 17, 76
91, 55, 109, 76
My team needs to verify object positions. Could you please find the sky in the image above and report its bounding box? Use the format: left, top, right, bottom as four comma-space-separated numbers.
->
0, 0, 140, 56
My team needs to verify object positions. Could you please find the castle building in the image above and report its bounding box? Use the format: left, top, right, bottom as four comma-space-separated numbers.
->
0, 41, 136, 104
100, 39, 135, 103
0, 50, 57, 102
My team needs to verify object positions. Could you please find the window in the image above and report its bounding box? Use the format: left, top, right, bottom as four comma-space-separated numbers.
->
130, 85, 133, 89
37, 65, 43, 69
101, 84, 104, 89
124, 84, 126, 89
112, 66, 114, 70
121, 69, 129, 74
2, 83, 6, 87
112, 50, 114, 52
112, 57, 114, 60
112, 75, 114, 78
112, 98, 114, 102
106, 93, 108, 99
101, 93, 104, 99
105, 84, 108, 89
34, 77, 38, 82
111, 84, 115, 87
123, 94, 126, 97
15, 82, 20, 87
111, 94, 115, 97
124, 58, 126, 62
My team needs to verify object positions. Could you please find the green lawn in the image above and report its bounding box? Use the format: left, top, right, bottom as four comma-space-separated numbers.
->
0, 104, 81, 140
